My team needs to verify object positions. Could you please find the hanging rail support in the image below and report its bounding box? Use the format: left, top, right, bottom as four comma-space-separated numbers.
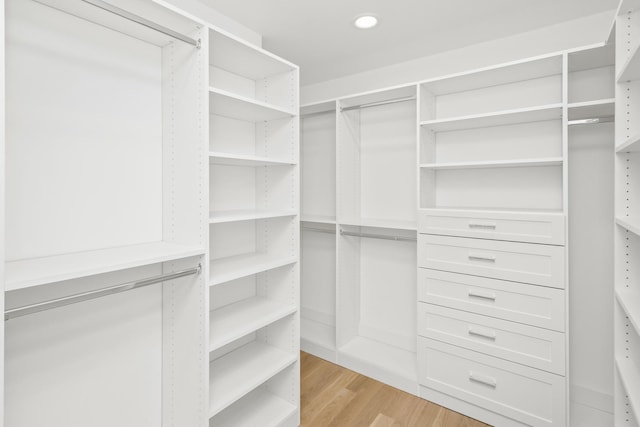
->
340, 229, 417, 242
340, 96, 416, 112
5, 264, 202, 321
76, 0, 201, 48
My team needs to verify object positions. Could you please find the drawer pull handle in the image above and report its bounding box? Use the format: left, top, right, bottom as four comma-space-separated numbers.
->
468, 253, 496, 262
468, 326, 497, 340
468, 290, 497, 301
468, 222, 497, 230
469, 371, 497, 388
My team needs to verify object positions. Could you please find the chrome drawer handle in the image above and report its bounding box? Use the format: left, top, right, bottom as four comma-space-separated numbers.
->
468, 222, 497, 230
468, 253, 496, 262
468, 371, 497, 388
468, 326, 497, 340
468, 290, 497, 301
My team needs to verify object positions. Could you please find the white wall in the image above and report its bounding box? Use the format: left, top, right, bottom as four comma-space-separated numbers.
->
301, 10, 615, 104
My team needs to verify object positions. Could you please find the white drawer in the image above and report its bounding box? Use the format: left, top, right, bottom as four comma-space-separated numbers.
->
418, 209, 565, 245
418, 303, 565, 374
418, 269, 565, 331
418, 338, 566, 427
418, 235, 565, 288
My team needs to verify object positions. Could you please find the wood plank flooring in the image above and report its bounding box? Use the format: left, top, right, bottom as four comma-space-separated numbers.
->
301, 352, 491, 427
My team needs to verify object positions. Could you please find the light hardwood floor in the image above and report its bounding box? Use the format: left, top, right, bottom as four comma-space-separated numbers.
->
301, 352, 491, 427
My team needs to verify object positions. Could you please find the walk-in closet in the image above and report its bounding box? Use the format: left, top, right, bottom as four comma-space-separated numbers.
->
1, 0, 638, 426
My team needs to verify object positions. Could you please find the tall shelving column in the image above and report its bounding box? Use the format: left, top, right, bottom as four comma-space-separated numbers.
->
206, 28, 301, 427
615, 0, 640, 425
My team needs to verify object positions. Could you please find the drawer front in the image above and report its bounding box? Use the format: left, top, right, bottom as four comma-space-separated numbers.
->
418, 303, 565, 374
418, 338, 566, 427
419, 209, 565, 245
418, 269, 565, 331
418, 235, 565, 288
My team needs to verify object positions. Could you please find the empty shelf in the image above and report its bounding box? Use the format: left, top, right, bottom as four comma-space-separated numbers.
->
567, 98, 615, 121
616, 356, 640, 421
210, 388, 297, 427
301, 215, 337, 225
5, 242, 204, 292
616, 134, 640, 152
210, 297, 297, 351
421, 104, 563, 132
339, 218, 417, 231
616, 216, 640, 237
209, 87, 296, 122
339, 336, 417, 384
420, 157, 563, 170
209, 152, 295, 167
209, 253, 297, 286
209, 341, 297, 417
617, 289, 640, 336
618, 41, 640, 82
209, 210, 297, 224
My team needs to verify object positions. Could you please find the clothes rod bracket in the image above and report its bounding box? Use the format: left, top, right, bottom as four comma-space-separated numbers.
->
340, 229, 417, 242
340, 96, 416, 112
5, 264, 202, 321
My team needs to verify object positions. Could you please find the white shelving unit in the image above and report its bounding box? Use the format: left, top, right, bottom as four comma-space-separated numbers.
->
3, 0, 208, 425
207, 27, 300, 427
615, 1, 640, 425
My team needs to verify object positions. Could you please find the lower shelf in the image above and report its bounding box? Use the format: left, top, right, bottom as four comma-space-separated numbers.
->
338, 336, 417, 394
209, 341, 297, 418
210, 387, 297, 427
616, 356, 640, 422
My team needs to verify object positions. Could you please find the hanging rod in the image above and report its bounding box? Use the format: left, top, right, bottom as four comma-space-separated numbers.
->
301, 110, 336, 119
302, 226, 336, 234
5, 264, 202, 321
54, 0, 201, 48
568, 116, 614, 126
340, 96, 416, 112
340, 229, 417, 242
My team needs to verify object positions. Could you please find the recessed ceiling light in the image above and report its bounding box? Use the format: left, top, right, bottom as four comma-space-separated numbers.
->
354, 14, 378, 29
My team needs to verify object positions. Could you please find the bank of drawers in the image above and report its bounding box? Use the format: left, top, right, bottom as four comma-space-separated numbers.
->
417, 209, 566, 426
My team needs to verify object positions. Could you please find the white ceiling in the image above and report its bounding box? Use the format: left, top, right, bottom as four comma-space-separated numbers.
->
204, 0, 618, 85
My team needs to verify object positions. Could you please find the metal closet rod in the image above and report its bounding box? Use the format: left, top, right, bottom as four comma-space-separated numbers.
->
340, 95, 416, 112
568, 116, 614, 126
71, 0, 201, 48
302, 226, 336, 234
340, 229, 417, 242
5, 264, 202, 321
301, 110, 336, 119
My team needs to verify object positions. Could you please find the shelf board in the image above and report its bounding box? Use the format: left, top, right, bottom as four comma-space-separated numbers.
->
616, 216, 640, 237
209, 152, 295, 167
617, 41, 640, 82
210, 297, 297, 351
5, 242, 204, 292
420, 157, 563, 170
339, 218, 417, 231
211, 388, 297, 427
567, 98, 615, 121
209, 210, 297, 224
421, 207, 565, 216
210, 253, 297, 286
616, 356, 640, 421
339, 336, 417, 384
616, 133, 640, 152
209, 341, 297, 417
616, 288, 640, 336
301, 215, 337, 225
209, 87, 296, 122
421, 104, 563, 132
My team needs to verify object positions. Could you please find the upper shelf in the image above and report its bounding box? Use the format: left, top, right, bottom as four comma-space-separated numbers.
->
209, 29, 296, 80
568, 44, 615, 72
567, 98, 615, 121
617, 41, 640, 82
209, 87, 296, 122
209, 152, 295, 167
617, 134, 640, 152
420, 157, 563, 171
5, 242, 204, 292
209, 209, 297, 224
421, 104, 563, 132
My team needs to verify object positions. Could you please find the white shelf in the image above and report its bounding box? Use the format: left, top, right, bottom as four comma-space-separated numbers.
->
420, 157, 563, 170
616, 134, 640, 152
210, 388, 297, 427
616, 216, 640, 237
301, 215, 337, 225
209, 341, 297, 417
209, 87, 296, 122
616, 356, 640, 421
339, 336, 417, 383
209, 152, 295, 167
567, 98, 615, 121
209, 297, 297, 351
618, 41, 640, 82
422, 207, 565, 215
617, 288, 640, 336
301, 317, 336, 351
339, 218, 417, 231
420, 104, 563, 132
209, 210, 297, 224
210, 253, 297, 286
5, 242, 204, 292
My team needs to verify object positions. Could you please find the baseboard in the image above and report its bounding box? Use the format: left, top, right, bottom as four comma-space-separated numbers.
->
301, 307, 335, 326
